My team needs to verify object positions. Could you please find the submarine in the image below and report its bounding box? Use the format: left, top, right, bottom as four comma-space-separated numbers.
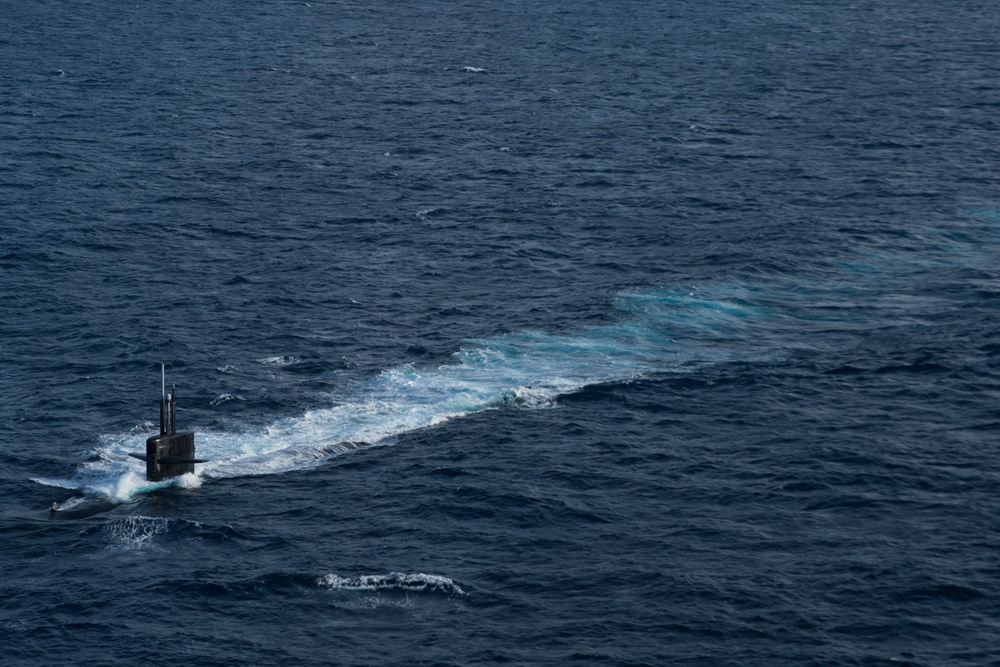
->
50, 366, 207, 519
128, 365, 207, 481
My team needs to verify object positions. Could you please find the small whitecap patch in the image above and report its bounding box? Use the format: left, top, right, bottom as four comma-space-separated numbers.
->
415, 207, 445, 221
4, 619, 29, 632
129, 422, 157, 435
462, 66, 486, 73
317, 572, 466, 596
211, 393, 245, 406
256, 355, 299, 366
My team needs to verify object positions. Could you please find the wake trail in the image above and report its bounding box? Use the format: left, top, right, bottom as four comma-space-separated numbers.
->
36, 205, 1000, 505
37, 288, 761, 504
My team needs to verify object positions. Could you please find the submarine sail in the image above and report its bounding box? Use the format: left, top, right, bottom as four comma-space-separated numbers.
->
128, 365, 206, 481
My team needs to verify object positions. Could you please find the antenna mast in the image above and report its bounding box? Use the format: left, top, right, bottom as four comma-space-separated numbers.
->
159, 363, 166, 435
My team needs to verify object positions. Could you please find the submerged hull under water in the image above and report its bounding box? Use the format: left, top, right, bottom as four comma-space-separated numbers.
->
49, 496, 121, 520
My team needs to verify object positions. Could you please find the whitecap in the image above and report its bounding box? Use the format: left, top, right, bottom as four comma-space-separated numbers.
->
256, 355, 299, 366
211, 393, 245, 406
317, 572, 466, 596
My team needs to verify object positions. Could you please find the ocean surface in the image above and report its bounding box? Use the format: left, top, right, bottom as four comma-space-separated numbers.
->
2, 1, 999, 664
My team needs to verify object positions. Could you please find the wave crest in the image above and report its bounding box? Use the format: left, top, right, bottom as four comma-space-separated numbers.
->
317, 572, 466, 596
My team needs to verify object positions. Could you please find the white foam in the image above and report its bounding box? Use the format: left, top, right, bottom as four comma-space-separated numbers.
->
92, 470, 201, 501
317, 572, 465, 595
256, 355, 299, 366
52, 495, 89, 511
31, 476, 82, 491
210, 393, 244, 406
103, 516, 170, 552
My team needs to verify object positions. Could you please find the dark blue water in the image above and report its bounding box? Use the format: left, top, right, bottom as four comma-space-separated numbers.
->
3, 1, 1000, 664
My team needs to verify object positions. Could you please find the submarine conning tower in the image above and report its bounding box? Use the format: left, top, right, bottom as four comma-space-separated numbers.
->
129, 365, 206, 481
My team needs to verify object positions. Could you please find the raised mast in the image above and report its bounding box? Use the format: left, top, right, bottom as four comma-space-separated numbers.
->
128, 366, 206, 481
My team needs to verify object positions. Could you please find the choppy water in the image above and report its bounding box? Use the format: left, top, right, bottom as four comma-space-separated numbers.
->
2, 1, 1000, 665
